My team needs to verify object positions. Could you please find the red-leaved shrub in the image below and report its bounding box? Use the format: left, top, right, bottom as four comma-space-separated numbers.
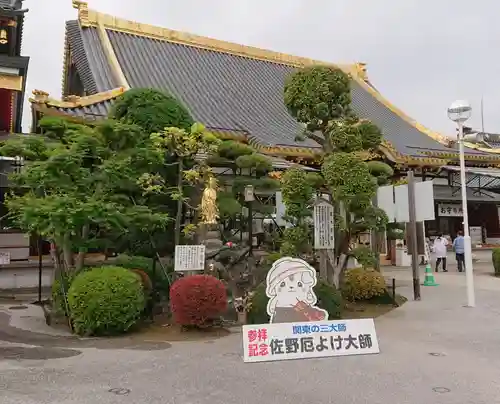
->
169, 275, 227, 327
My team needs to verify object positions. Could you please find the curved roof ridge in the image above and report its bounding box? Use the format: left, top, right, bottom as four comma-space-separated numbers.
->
30, 87, 126, 108
71, 1, 360, 75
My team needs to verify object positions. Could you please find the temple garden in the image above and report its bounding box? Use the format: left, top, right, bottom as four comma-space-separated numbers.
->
0, 66, 406, 338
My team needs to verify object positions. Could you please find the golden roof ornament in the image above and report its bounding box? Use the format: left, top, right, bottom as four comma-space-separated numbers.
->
355, 62, 368, 82
200, 176, 219, 225
72, 0, 89, 26
31, 89, 49, 103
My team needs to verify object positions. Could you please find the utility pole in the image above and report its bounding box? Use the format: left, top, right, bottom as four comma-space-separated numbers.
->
407, 170, 421, 300
371, 193, 380, 271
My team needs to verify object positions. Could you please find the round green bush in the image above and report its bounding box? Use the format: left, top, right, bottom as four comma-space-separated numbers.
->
109, 88, 194, 133
67, 266, 145, 336
342, 267, 386, 301
247, 280, 342, 324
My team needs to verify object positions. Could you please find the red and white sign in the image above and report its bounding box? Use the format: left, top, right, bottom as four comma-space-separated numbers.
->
242, 318, 379, 363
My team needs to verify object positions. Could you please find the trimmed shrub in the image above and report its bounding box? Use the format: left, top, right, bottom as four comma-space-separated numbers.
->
342, 267, 386, 301
131, 268, 153, 293
247, 280, 343, 324
115, 254, 172, 298
109, 88, 194, 133
67, 266, 145, 336
169, 275, 227, 327
493, 249, 500, 277
314, 280, 343, 319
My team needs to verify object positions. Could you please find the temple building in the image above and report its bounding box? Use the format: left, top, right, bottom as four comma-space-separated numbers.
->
28, 1, 500, 245
0, 0, 30, 260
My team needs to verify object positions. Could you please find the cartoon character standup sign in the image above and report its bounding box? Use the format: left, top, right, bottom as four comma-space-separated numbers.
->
266, 257, 329, 323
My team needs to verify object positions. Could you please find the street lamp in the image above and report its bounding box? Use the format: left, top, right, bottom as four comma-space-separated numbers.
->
447, 99, 475, 308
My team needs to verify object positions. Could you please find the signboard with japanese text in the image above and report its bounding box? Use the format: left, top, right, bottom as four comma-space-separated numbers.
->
437, 203, 463, 217
174, 245, 206, 271
242, 318, 379, 363
0, 252, 10, 265
266, 257, 328, 323
313, 200, 334, 250
470, 226, 482, 245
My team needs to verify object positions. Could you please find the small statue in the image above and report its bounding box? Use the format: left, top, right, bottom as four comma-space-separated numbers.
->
200, 176, 219, 225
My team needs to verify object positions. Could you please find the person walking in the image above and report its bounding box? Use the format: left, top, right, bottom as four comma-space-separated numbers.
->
433, 234, 448, 272
453, 231, 465, 272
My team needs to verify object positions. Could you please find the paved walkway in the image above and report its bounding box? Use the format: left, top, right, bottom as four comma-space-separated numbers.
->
1, 254, 500, 403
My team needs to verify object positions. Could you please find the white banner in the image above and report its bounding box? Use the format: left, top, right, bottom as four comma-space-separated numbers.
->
174, 245, 206, 271
378, 181, 435, 223
437, 203, 463, 217
242, 319, 379, 363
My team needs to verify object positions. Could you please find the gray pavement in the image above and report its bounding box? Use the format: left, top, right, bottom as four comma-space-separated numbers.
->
1, 252, 500, 403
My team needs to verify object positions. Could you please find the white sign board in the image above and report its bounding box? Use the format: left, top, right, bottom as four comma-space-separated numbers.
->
394, 184, 409, 222
174, 245, 206, 271
415, 180, 435, 221
313, 201, 334, 250
470, 226, 482, 245
378, 181, 435, 223
0, 252, 10, 265
377, 185, 395, 221
242, 318, 379, 363
437, 203, 463, 217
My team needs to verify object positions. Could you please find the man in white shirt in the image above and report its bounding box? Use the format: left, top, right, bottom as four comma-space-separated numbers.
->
433, 235, 449, 272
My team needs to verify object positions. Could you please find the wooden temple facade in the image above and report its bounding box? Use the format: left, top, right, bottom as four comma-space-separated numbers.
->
28, 1, 500, 245
0, 0, 31, 260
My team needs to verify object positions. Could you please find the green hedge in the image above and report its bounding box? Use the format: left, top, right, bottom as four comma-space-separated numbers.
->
247, 280, 342, 324
67, 266, 145, 336
114, 254, 172, 298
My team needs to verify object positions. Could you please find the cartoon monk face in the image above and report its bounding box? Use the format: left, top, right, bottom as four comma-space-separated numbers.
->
273, 271, 315, 307
265, 257, 329, 323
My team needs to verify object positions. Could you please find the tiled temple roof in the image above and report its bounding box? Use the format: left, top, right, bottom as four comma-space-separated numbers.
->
29, 1, 500, 166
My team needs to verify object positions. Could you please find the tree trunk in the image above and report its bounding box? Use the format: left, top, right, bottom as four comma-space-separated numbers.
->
75, 224, 90, 271
371, 195, 381, 271
174, 159, 184, 246
62, 233, 74, 272
319, 250, 328, 282
50, 242, 64, 281
332, 253, 347, 289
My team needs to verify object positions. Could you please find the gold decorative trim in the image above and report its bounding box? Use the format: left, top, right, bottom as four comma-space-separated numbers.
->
356, 78, 450, 146
29, 87, 126, 108
9, 91, 14, 132
76, 5, 359, 75
355, 63, 368, 82
95, 15, 130, 90
463, 141, 500, 155
0, 74, 22, 91
72, 1, 89, 26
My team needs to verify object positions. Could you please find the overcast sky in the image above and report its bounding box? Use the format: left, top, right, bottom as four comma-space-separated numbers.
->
21, 0, 498, 135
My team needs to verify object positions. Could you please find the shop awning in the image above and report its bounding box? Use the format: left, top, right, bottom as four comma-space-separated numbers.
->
442, 165, 500, 190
